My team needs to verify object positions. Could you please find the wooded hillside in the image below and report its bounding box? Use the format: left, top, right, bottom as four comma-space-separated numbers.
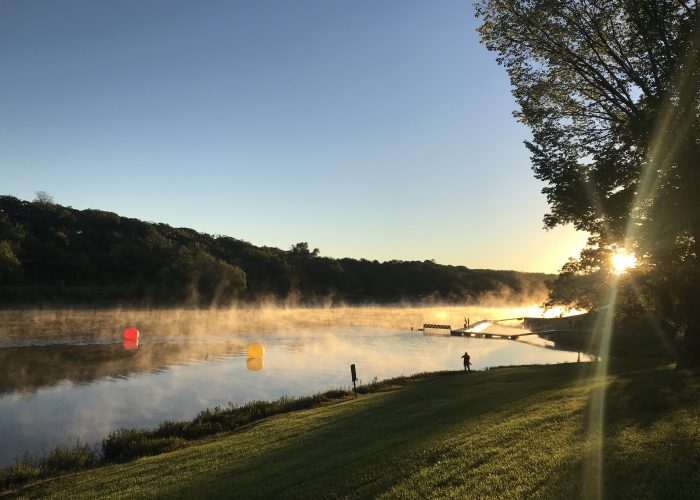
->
0, 196, 548, 306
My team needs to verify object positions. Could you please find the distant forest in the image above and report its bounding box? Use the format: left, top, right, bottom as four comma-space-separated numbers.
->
0, 195, 549, 306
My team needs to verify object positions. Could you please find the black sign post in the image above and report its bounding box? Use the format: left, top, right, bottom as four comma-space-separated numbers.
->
350, 364, 357, 398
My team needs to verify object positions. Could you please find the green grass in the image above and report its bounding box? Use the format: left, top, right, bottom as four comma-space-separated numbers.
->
0, 442, 97, 493
0, 375, 429, 491
6, 361, 700, 499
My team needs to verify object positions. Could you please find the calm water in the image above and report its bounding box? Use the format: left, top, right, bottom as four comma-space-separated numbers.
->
0, 307, 590, 466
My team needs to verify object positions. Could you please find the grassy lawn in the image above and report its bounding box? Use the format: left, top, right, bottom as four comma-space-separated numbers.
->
9, 361, 700, 499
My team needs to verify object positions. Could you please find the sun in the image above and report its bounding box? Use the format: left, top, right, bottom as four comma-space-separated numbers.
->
611, 250, 637, 275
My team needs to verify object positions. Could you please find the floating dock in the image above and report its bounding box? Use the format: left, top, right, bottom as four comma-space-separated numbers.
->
421, 314, 593, 342
450, 317, 591, 341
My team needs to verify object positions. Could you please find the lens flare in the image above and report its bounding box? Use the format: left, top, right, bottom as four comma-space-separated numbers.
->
611, 250, 637, 275
582, 285, 618, 500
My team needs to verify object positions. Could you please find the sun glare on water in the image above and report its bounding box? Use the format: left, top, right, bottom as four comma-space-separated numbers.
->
611, 250, 637, 275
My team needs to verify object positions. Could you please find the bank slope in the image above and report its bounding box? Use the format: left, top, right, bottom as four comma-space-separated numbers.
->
17, 363, 700, 499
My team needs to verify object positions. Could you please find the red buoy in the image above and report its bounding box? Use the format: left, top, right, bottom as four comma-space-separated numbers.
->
123, 328, 140, 340
123, 339, 139, 350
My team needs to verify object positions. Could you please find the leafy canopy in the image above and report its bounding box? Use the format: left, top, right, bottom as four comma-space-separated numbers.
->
476, 0, 700, 364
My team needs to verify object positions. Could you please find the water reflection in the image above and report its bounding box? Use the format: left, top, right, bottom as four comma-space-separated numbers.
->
247, 358, 264, 371
0, 341, 245, 395
0, 306, 595, 467
123, 339, 139, 350
246, 343, 265, 371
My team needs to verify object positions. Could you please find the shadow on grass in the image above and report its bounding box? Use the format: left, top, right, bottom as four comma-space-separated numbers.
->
147, 363, 595, 499
0, 372, 448, 493
543, 364, 700, 499
19, 362, 626, 499
600, 366, 700, 498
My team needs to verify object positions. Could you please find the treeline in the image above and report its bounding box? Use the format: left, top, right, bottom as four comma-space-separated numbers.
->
0, 195, 548, 306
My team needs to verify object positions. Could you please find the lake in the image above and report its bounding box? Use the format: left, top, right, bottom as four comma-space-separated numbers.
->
0, 306, 591, 466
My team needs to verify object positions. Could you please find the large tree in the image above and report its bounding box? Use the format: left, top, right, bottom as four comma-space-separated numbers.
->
476, 0, 700, 366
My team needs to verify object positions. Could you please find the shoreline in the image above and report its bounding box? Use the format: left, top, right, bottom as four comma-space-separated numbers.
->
0, 370, 456, 491
5, 359, 698, 498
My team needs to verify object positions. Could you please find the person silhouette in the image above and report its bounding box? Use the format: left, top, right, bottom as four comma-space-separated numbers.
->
461, 352, 471, 372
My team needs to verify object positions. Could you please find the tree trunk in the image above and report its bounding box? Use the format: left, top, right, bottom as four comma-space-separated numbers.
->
677, 314, 700, 369
677, 225, 700, 369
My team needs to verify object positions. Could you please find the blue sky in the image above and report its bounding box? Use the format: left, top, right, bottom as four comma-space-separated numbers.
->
1, 0, 586, 272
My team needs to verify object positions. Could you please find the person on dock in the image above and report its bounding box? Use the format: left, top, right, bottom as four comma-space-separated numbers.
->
461, 352, 471, 372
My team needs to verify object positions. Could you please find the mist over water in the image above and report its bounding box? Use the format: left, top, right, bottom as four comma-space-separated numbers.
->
0, 304, 590, 467
0, 301, 563, 346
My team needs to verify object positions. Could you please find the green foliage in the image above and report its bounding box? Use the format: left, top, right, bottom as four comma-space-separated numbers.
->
0, 372, 450, 492
0, 441, 97, 491
101, 429, 186, 463
0, 371, 446, 491
0, 240, 20, 279
165, 248, 247, 305
0, 463, 41, 490
33, 191, 54, 205
99, 376, 434, 464
0, 195, 546, 305
41, 442, 97, 472
290, 241, 319, 257
545, 243, 617, 312
476, 1, 700, 366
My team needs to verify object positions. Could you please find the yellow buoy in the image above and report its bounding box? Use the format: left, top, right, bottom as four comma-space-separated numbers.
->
246, 358, 264, 371
247, 343, 265, 358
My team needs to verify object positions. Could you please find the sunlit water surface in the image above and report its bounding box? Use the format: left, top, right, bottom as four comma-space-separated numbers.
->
0, 307, 590, 466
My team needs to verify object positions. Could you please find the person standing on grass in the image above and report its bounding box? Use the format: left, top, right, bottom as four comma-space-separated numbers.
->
461, 352, 471, 372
